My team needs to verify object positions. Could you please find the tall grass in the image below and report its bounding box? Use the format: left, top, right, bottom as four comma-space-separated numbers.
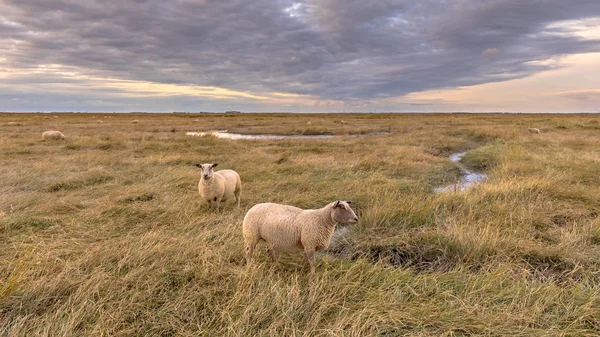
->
1, 113, 599, 335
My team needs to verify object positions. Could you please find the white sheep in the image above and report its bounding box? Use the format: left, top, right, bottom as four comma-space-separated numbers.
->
528, 127, 540, 134
306, 121, 312, 125
195, 163, 241, 211
42, 130, 66, 140
243, 200, 358, 271
131, 120, 139, 124
96, 120, 104, 124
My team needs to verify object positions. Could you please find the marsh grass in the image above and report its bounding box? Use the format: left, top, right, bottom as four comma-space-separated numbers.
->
1, 113, 600, 335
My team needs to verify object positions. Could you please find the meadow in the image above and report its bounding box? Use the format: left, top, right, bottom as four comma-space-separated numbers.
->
1, 112, 599, 336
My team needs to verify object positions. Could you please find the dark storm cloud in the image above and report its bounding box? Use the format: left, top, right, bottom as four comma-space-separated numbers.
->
1, 0, 600, 101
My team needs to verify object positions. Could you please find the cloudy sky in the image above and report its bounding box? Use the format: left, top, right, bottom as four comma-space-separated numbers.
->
1, 0, 600, 112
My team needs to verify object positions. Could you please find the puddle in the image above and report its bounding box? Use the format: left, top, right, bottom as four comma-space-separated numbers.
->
185, 130, 390, 140
434, 152, 487, 193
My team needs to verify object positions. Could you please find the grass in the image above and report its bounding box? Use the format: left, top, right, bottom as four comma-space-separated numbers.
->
1, 112, 600, 336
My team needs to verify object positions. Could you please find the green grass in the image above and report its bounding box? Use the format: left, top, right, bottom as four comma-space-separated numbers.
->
1, 113, 600, 336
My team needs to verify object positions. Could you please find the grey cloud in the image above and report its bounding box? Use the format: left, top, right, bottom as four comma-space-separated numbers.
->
550, 90, 600, 101
1, 0, 599, 104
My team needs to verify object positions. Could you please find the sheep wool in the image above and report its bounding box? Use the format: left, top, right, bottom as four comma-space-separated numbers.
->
243, 200, 358, 271
196, 163, 241, 211
42, 131, 66, 140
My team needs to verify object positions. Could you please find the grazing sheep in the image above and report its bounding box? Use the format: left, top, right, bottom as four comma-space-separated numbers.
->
528, 127, 541, 134
243, 200, 358, 271
195, 163, 241, 211
7, 122, 20, 126
131, 120, 139, 124
306, 121, 312, 125
96, 120, 104, 124
42, 130, 66, 140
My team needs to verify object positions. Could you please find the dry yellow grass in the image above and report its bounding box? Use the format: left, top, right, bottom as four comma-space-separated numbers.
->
1, 112, 600, 336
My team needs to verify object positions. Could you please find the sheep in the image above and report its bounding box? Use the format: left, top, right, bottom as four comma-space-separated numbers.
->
43, 116, 50, 119
243, 200, 358, 271
131, 120, 139, 124
52, 116, 58, 119
195, 163, 241, 211
7, 122, 20, 126
42, 130, 66, 140
306, 121, 312, 125
96, 120, 104, 124
528, 127, 541, 134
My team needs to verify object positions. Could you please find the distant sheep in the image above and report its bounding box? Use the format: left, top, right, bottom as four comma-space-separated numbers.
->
306, 121, 312, 125
42, 130, 66, 140
528, 127, 541, 134
195, 163, 241, 211
43, 116, 50, 119
243, 200, 358, 271
7, 122, 20, 126
131, 120, 139, 124
96, 120, 104, 124
52, 116, 58, 119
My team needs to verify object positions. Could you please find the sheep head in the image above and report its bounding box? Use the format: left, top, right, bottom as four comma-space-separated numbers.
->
331, 200, 358, 224
195, 163, 218, 180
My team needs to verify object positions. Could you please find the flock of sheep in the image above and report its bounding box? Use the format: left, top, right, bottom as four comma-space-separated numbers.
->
9, 117, 542, 271
195, 162, 358, 271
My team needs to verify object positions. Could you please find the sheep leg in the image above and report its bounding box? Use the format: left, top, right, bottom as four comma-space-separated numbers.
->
267, 248, 277, 262
207, 200, 212, 210
245, 240, 258, 265
235, 190, 241, 208
304, 249, 316, 272
215, 199, 221, 212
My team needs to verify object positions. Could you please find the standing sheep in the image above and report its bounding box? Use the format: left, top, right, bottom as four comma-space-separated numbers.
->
528, 127, 540, 134
42, 131, 66, 140
195, 163, 241, 211
243, 200, 358, 271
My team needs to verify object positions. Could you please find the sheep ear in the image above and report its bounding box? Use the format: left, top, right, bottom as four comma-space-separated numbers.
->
195, 163, 202, 169
333, 201, 340, 208
212, 163, 218, 168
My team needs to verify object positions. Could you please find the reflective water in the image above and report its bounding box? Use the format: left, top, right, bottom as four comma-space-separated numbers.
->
185, 130, 390, 139
434, 152, 487, 193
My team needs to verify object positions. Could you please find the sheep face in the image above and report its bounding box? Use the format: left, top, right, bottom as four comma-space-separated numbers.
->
195, 163, 219, 180
332, 201, 358, 224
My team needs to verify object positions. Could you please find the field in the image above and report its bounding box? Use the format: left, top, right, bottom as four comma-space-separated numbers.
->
1, 112, 600, 336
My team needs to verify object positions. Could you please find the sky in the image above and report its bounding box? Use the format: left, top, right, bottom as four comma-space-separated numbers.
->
1, 0, 600, 113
